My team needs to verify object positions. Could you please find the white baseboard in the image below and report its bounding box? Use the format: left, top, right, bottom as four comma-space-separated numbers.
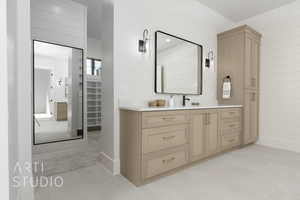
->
257, 137, 300, 153
99, 152, 120, 175
113, 159, 120, 175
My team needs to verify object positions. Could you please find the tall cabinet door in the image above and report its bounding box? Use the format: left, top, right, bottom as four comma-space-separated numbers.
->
217, 33, 245, 105
245, 36, 260, 90
206, 111, 219, 156
243, 90, 259, 144
190, 112, 206, 162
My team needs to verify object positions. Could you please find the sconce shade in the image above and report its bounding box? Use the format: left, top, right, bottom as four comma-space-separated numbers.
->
205, 58, 210, 68
139, 40, 146, 53
206, 50, 214, 68
139, 29, 149, 53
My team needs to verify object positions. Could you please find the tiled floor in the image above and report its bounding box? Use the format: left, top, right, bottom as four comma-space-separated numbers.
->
35, 145, 300, 200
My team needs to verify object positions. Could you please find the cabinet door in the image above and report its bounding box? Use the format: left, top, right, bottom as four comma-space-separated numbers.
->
243, 90, 259, 144
190, 112, 206, 162
251, 40, 259, 89
245, 36, 260, 90
217, 33, 245, 104
206, 111, 219, 156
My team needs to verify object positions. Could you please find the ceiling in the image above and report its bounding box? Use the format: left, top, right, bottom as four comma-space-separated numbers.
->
70, 0, 297, 40
72, 0, 103, 40
196, 0, 296, 22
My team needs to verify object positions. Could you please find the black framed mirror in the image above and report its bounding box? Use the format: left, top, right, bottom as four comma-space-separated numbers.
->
155, 31, 203, 95
32, 40, 84, 145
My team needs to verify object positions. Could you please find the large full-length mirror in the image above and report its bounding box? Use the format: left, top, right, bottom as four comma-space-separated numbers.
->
155, 31, 203, 95
33, 40, 84, 145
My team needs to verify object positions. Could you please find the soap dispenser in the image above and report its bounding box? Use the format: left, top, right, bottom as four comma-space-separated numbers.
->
169, 95, 175, 107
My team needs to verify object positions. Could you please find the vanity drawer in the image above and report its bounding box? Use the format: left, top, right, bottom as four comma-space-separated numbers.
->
221, 135, 241, 150
142, 125, 188, 154
221, 128, 241, 137
142, 146, 188, 179
221, 120, 241, 130
142, 111, 189, 128
221, 109, 241, 120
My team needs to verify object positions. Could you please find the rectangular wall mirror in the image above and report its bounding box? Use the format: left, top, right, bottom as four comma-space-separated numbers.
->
155, 31, 203, 95
33, 40, 84, 145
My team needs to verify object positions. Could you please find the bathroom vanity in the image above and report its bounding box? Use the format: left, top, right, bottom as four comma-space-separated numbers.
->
120, 25, 261, 186
120, 105, 243, 186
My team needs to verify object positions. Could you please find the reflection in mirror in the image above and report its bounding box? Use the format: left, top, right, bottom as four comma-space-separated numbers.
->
33, 41, 84, 144
155, 31, 203, 95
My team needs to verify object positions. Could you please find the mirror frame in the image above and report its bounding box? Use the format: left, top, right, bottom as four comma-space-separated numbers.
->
154, 31, 203, 95
32, 40, 85, 145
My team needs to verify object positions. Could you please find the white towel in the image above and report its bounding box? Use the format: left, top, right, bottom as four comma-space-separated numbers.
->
222, 82, 231, 99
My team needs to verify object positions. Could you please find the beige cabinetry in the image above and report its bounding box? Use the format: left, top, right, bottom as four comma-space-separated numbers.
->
142, 125, 188, 154
142, 111, 189, 128
142, 146, 189, 179
190, 110, 220, 162
190, 111, 206, 161
205, 110, 220, 156
244, 90, 259, 144
217, 25, 261, 145
120, 107, 242, 186
220, 109, 242, 151
245, 36, 260, 90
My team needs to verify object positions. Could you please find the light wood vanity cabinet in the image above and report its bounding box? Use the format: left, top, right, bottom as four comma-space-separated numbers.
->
190, 111, 207, 161
142, 111, 189, 128
245, 36, 260, 90
220, 109, 242, 151
244, 90, 259, 144
120, 107, 242, 186
206, 111, 220, 155
142, 146, 189, 179
218, 25, 261, 145
142, 125, 188, 154
190, 110, 219, 161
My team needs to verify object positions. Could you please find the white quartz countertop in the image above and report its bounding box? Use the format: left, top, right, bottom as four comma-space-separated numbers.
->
120, 104, 243, 112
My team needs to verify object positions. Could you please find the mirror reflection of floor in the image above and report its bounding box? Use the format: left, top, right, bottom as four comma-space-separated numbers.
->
35, 118, 81, 144
33, 130, 102, 177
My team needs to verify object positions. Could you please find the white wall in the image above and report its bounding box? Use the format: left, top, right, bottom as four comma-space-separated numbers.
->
87, 38, 103, 59
115, 0, 234, 107
99, 0, 116, 173
0, 0, 9, 199
16, 0, 34, 198
5, 0, 34, 199
31, 0, 87, 49
240, 1, 300, 153
7, 0, 18, 198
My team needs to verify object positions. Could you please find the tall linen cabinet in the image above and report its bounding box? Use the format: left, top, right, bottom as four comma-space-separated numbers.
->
217, 25, 262, 145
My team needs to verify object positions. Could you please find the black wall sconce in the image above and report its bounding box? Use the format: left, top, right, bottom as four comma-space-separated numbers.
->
138, 29, 149, 53
205, 49, 214, 68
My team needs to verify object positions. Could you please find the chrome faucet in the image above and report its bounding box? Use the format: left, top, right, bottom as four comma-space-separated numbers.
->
182, 95, 191, 106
